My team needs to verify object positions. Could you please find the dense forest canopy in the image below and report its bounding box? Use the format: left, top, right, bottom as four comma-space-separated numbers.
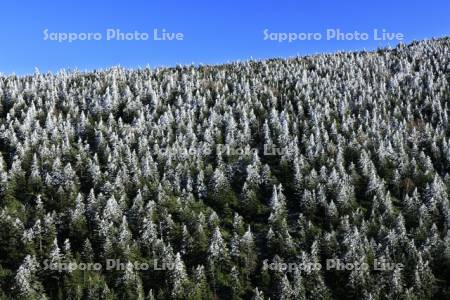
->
0, 38, 450, 299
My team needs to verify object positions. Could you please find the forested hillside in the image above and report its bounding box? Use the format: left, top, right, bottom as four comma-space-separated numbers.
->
1, 38, 450, 299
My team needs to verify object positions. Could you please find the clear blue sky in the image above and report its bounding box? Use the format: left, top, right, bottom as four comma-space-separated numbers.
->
1, 0, 449, 75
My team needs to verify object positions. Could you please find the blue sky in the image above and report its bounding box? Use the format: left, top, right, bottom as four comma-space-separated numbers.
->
0, 0, 449, 75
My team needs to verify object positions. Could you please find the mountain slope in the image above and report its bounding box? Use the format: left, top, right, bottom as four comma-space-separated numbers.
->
1, 38, 450, 299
